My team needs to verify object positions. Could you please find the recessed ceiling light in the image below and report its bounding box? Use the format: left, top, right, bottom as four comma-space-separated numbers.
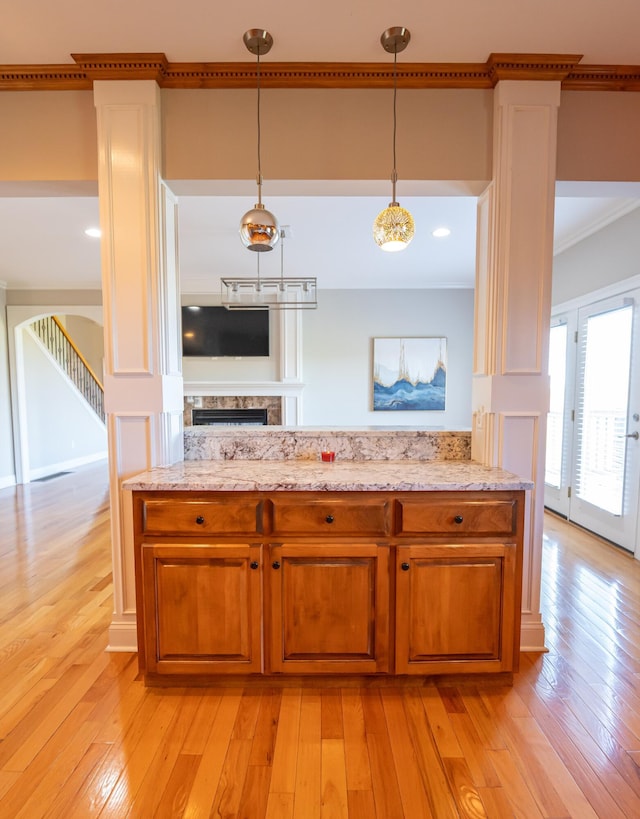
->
432, 227, 451, 238
84, 227, 101, 238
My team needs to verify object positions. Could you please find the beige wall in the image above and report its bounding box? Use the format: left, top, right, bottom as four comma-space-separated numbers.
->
0, 91, 97, 181
557, 91, 640, 181
162, 88, 493, 183
2, 86, 640, 185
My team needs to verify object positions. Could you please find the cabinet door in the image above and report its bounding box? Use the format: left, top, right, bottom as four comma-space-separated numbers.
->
142, 542, 263, 675
395, 543, 518, 674
268, 543, 389, 674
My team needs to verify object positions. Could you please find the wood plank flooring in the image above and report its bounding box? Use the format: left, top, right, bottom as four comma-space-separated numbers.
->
0, 463, 639, 817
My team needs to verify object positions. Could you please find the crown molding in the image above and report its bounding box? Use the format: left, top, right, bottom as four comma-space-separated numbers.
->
563, 65, 640, 91
0, 52, 639, 91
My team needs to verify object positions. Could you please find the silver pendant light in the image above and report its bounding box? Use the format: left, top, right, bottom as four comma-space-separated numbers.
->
373, 27, 415, 252
239, 29, 280, 252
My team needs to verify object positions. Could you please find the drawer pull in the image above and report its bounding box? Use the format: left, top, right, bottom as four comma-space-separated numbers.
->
401, 562, 410, 571
454, 515, 464, 524
325, 514, 335, 524
250, 561, 259, 570
272, 560, 281, 570
195, 515, 205, 525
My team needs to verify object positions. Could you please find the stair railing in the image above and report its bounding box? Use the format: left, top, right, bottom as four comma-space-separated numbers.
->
30, 315, 105, 423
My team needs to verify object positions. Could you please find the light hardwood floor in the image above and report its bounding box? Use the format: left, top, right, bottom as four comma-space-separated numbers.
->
0, 462, 638, 818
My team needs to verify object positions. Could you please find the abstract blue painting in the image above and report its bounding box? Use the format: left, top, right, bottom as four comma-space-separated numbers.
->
373, 337, 447, 411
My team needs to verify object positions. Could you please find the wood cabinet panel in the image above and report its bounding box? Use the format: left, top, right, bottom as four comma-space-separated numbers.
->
132, 488, 524, 681
395, 543, 517, 674
141, 542, 263, 674
397, 496, 517, 536
141, 498, 262, 535
271, 498, 389, 537
268, 542, 389, 674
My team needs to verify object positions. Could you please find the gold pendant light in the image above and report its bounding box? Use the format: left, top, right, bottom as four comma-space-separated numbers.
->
239, 29, 280, 252
373, 27, 415, 252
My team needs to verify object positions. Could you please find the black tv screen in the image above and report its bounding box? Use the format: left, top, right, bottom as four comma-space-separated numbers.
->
181, 306, 270, 357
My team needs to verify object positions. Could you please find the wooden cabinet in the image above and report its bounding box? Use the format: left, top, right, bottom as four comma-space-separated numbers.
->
141, 542, 263, 675
268, 542, 389, 674
393, 491, 523, 675
395, 543, 518, 674
132, 488, 524, 682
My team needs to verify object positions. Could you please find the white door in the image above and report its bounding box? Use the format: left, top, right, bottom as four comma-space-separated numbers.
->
544, 314, 575, 518
568, 292, 640, 552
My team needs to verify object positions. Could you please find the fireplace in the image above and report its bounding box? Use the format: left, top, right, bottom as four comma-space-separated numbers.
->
192, 408, 268, 426
184, 395, 282, 426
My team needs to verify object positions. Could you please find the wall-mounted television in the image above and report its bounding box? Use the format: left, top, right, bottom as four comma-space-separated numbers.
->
181, 306, 270, 357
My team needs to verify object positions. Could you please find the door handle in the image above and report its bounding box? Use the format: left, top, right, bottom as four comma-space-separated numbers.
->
620, 431, 639, 439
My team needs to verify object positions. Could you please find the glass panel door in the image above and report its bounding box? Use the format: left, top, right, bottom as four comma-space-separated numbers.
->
569, 292, 640, 552
544, 315, 575, 518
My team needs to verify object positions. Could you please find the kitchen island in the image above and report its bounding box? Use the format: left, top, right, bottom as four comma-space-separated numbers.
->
125, 455, 532, 685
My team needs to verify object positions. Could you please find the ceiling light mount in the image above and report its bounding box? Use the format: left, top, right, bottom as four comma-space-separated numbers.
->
242, 29, 273, 56
380, 26, 411, 55
373, 26, 415, 252
239, 28, 279, 253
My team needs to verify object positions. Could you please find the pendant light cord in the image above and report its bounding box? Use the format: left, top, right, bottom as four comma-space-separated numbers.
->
256, 48, 263, 206
391, 47, 398, 204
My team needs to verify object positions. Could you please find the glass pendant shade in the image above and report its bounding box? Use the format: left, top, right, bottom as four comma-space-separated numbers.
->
373, 203, 415, 251
239, 29, 279, 253
374, 27, 414, 252
240, 203, 280, 252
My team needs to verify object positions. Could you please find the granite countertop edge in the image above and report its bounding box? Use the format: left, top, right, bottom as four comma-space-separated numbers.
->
123, 459, 534, 493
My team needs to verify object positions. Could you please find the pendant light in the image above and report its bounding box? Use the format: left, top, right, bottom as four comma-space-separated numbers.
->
373, 27, 415, 252
239, 29, 280, 252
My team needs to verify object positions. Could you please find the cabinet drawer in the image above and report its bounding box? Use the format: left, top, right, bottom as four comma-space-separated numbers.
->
141, 498, 262, 535
397, 498, 517, 536
271, 498, 390, 536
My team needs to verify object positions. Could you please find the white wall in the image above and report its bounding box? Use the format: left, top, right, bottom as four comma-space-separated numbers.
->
6, 304, 105, 483
22, 328, 107, 477
181, 294, 280, 384
552, 206, 640, 305
0, 286, 15, 487
301, 289, 474, 428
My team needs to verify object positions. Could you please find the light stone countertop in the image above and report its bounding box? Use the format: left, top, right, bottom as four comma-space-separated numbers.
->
123, 459, 533, 493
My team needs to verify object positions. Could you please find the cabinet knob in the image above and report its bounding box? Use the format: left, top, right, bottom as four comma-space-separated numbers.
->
250, 561, 259, 570
272, 560, 281, 570
454, 515, 464, 524
401, 562, 410, 571
325, 514, 335, 524
195, 515, 205, 525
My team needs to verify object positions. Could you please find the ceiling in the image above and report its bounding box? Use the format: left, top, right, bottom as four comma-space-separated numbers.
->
4, 1, 640, 65
2, 1, 640, 293
1, 191, 639, 293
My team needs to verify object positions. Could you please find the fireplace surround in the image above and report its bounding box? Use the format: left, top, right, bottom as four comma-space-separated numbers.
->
192, 408, 268, 426
184, 395, 282, 427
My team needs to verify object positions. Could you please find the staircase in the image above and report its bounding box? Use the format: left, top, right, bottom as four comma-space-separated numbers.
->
30, 316, 105, 423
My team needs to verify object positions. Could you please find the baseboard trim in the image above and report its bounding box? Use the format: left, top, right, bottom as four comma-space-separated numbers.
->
29, 452, 108, 482
107, 621, 138, 653
520, 619, 548, 653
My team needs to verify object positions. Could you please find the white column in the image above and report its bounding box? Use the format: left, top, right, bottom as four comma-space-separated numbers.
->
473, 81, 561, 652
94, 81, 183, 651
278, 310, 303, 424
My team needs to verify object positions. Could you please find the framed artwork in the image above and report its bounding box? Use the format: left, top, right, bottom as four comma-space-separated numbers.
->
373, 337, 447, 411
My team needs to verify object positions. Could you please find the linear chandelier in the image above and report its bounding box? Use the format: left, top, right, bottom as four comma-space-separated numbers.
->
221, 226, 317, 310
